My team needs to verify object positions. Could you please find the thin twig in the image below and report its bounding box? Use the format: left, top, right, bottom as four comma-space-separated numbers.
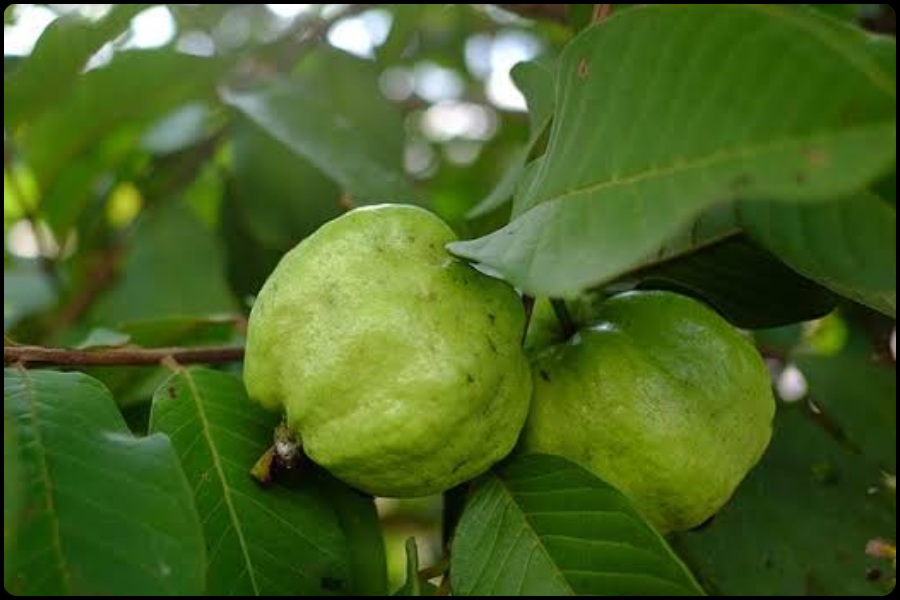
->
550, 298, 577, 339
5, 344, 244, 366
495, 4, 569, 24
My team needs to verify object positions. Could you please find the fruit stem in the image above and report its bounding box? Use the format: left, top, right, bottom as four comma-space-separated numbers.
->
551, 298, 578, 340
521, 295, 536, 345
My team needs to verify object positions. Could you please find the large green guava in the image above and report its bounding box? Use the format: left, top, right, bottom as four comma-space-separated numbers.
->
243, 204, 532, 497
520, 291, 775, 533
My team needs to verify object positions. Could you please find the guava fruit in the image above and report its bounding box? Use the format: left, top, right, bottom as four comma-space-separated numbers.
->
523, 294, 605, 356
520, 291, 774, 532
244, 204, 531, 497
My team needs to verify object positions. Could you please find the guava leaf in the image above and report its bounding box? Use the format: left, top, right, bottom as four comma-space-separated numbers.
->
636, 236, 837, 329
230, 117, 342, 251
795, 341, 896, 471
740, 187, 896, 317
467, 59, 555, 219
450, 454, 704, 596
149, 367, 386, 596
92, 202, 238, 324
4, 368, 206, 595
449, 5, 896, 296
3, 4, 146, 127
20, 49, 228, 234
674, 406, 895, 596
512, 59, 556, 143
74, 328, 132, 349
222, 49, 415, 205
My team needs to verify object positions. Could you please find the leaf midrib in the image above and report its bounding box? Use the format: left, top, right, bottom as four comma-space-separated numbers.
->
178, 367, 261, 595
19, 368, 74, 593
490, 475, 576, 595
493, 472, 702, 595
524, 120, 894, 214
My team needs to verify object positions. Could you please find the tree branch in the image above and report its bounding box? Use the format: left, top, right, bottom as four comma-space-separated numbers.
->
495, 4, 569, 24
4, 344, 244, 366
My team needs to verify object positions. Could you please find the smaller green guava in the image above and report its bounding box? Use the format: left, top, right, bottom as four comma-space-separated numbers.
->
520, 291, 775, 533
243, 204, 532, 497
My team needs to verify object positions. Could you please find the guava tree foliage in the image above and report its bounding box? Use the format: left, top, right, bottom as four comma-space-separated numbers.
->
3, 3, 896, 597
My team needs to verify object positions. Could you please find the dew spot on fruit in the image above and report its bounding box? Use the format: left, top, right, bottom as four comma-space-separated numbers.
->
487, 338, 498, 354
539, 370, 551, 382
488, 312, 496, 325
466, 373, 475, 384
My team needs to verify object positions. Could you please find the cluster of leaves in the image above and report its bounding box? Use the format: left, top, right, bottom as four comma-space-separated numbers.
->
4, 4, 896, 596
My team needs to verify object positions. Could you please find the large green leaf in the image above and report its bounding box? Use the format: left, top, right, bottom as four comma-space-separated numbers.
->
222, 49, 415, 205
512, 58, 556, 146
796, 344, 896, 471
230, 117, 342, 251
19, 49, 228, 234
149, 367, 386, 596
635, 236, 837, 329
221, 186, 288, 300
466, 59, 555, 219
92, 201, 238, 324
740, 188, 896, 317
449, 5, 896, 296
450, 454, 703, 596
614, 204, 792, 329
3, 368, 206, 595
3, 5, 146, 128
674, 406, 895, 596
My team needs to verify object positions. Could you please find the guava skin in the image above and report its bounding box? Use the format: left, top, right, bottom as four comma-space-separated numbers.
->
244, 204, 532, 497
520, 291, 774, 533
